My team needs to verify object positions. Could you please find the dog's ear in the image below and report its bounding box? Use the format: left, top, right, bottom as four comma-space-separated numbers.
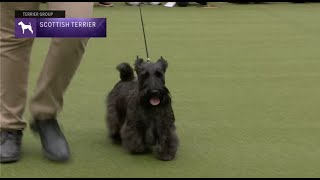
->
134, 57, 144, 73
157, 56, 168, 73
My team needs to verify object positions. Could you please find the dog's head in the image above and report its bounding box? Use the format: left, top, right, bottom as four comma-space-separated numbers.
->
134, 56, 171, 107
18, 21, 23, 26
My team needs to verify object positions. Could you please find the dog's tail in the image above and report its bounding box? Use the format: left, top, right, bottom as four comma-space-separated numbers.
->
116, 63, 134, 81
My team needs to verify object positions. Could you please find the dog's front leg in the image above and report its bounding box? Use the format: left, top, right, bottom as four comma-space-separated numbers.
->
120, 121, 148, 154
155, 126, 179, 161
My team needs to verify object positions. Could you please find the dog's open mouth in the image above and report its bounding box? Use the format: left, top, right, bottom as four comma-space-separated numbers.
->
150, 97, 160, 106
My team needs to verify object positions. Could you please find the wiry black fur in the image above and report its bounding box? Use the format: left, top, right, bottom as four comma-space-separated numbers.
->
106, 57, 179, 161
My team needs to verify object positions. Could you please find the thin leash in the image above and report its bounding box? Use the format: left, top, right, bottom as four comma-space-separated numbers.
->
138, 2, 151, 62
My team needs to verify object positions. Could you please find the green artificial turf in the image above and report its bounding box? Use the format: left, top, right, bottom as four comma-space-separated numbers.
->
1, 2, 320, 178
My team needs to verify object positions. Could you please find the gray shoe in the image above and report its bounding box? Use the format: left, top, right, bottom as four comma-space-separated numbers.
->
0, 130, 23, 163
30, 119, 70, 162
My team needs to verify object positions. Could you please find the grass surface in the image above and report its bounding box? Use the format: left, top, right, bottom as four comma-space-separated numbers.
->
1, 2, 320, 178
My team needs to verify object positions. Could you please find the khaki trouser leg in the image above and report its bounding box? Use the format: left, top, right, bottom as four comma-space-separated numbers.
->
0, 2, 40, 130
29, 2, 94, 121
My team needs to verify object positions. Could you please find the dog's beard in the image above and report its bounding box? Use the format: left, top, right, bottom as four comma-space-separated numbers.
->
139, 87, 171, 107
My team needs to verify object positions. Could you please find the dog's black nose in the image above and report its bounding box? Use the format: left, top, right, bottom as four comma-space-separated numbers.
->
150, 90, 160, 96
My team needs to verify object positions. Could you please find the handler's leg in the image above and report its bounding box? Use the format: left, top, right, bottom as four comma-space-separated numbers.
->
29, 2, 94, 162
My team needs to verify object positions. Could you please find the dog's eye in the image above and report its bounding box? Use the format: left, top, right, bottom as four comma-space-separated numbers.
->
155, 71, 163, 78
141, 72, 149, 79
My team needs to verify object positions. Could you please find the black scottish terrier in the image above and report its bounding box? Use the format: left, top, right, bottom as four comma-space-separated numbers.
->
106, 57, 179, 161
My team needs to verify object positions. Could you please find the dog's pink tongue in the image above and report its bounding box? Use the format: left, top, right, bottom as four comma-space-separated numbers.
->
150, 98, 160, 106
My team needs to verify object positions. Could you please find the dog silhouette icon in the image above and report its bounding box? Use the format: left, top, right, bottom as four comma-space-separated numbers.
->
18, 21, 34, 34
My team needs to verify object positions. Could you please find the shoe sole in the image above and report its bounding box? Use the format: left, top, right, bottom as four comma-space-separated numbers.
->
0, 156, 20, 163
41, 148, 69, 162
30, 122, 70, 162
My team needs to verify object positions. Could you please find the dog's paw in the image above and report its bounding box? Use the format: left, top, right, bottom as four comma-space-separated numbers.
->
128, 147, 150, 155
156, 153, 175, 161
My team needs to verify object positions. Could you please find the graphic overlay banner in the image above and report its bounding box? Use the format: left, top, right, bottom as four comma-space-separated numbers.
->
15, 18, 107, 38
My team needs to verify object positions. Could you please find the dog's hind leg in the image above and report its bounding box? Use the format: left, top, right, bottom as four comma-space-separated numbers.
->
106, 104, 123, 144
